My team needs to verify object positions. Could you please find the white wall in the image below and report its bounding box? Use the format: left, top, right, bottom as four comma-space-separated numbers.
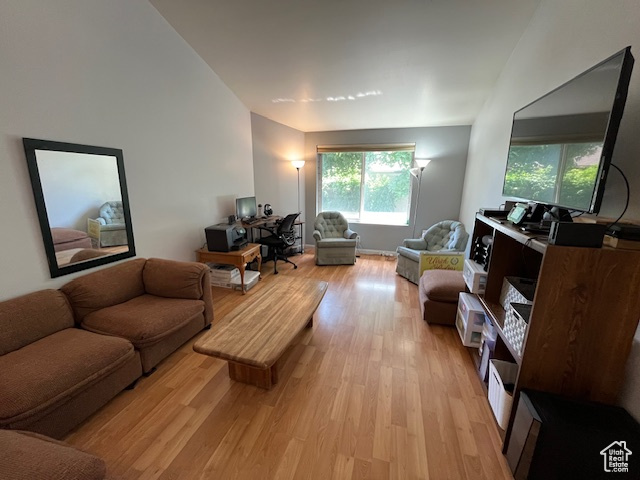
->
0, 0, 253, 300
305, 126, 471, 252
458, 0, 640, 417
250, 113, 305, 221
459, 0, 640, 231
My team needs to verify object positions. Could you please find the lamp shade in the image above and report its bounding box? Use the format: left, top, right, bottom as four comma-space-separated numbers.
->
415, 158, 431, 169
292, 160, 305, 169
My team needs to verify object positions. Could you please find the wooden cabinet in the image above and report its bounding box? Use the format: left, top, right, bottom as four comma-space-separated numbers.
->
472, 214, 640, 448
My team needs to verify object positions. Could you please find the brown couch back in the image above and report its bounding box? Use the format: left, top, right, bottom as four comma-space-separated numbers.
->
143, 258, 205, 299
61, 258, 146, 322
0, 290, 74, 355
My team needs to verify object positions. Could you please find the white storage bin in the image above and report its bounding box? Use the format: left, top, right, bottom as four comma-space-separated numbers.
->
463, 259, 487, 294
488, 360, 518, 429
231, 270, 260, 292
456, 292, 485, 347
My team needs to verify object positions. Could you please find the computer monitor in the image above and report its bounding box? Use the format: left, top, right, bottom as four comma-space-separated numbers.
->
236, 196, 257, 220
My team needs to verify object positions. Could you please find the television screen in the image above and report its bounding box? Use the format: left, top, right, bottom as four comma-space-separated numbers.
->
236, 196, 257, 219
502, 47, 634, 214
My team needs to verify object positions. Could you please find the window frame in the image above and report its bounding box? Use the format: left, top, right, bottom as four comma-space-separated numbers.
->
316, 144, 416, 226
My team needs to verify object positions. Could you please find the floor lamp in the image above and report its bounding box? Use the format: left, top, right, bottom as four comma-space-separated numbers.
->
291, 160, 305, 215
292, 160, 305, 254
411, 158, 431, 238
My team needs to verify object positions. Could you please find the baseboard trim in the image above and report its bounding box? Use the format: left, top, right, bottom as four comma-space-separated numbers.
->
303, 245, 397, 258
357, 249, 397, 257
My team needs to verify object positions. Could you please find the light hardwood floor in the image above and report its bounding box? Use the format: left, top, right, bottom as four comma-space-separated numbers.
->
66, 253, 512, 479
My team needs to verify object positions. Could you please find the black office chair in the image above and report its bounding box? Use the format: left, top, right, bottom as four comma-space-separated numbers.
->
257, 213, 300, 274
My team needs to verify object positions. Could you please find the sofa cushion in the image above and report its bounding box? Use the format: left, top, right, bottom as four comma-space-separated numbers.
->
0, 290, 74, 356
0, 429, 106, 480
61, 258, 146, 322
420, 270, 465, 303
81, 294, 205, 348
143, 258, 206, 300
0, 328, 135, 426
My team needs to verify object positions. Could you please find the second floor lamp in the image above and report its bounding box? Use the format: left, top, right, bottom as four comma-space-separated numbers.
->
411, 158, 431, 238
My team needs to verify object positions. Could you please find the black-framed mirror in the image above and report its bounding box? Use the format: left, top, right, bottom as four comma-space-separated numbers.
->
23, 138, 136, 278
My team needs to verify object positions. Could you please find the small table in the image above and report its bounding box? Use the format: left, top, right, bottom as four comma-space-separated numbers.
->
196, 244, 262, 294
193, 278, 328, 389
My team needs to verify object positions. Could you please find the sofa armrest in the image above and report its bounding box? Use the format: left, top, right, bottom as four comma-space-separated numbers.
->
313, 229, 322, 241
343, 228, 358, 240
403, 238, 427, 250
143, 258, 213, 326
0, 430, 106, 480
201, 269, 213, 326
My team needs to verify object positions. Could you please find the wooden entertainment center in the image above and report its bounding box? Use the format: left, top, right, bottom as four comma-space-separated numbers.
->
471, 214, 640, 447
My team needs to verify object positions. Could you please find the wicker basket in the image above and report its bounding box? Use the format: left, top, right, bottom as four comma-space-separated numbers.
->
499, 276, 536, 311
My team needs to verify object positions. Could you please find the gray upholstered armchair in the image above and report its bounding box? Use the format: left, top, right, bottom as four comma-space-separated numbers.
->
87, 201, 128, 247
396, 220, 469, 284
313, 211, 358, 265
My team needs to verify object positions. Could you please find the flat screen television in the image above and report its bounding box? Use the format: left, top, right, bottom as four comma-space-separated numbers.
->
502, 47, 634, 215
236, 196, 257, 220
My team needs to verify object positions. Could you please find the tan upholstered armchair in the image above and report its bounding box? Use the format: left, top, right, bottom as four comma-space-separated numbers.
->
313, 211, 358, 265
396, 220, 469, 284
87, 201, 128, 247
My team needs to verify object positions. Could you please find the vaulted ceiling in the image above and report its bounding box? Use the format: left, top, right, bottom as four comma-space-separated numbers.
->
150, 0, 541, 132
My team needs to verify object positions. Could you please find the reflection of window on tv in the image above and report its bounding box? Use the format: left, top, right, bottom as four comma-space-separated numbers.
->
504, 142, 602, 212
236, 196, 257, 220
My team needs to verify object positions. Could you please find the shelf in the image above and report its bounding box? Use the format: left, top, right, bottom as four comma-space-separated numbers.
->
473, 212, 640, 451
478, 296, 522, 365
481, 215, 548, 254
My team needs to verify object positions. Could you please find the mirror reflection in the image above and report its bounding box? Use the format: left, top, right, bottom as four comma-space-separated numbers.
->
24, 138, 136, 277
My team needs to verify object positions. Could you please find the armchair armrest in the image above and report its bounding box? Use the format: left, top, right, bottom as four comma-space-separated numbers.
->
403, 238, 427, 250
313, 229, 322, 241
343, 228, 358, 240
143, 258, 213, 326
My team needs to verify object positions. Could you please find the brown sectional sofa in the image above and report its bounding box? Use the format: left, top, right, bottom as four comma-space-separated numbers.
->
0, 257, 213, 442
0, 289, 142, 439
61, 257, 213, 373
0, 429, 106, 480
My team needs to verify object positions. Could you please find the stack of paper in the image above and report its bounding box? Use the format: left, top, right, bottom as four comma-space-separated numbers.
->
207, 263, 240, 288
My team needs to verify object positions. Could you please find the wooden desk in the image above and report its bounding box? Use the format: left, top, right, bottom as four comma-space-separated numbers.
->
193, 278, 328, 389
240, 216, 282, 230
242, 216, 305, 254
196, 244, 261, 294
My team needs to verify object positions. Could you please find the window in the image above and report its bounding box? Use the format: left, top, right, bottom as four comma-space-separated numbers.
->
318, 145, 415, 225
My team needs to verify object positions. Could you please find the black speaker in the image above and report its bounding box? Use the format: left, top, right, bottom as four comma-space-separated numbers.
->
548, 222, 606, 248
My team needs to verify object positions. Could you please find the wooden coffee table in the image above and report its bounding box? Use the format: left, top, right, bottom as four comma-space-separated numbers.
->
196, 244, 261, 294
193, 277, 328, 389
